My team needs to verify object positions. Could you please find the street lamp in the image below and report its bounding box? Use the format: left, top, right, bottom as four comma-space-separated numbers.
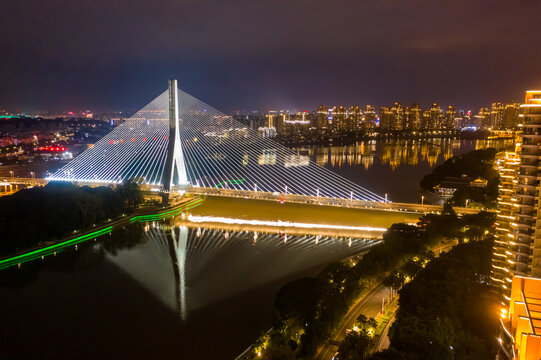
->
9, 171, 13, 178
385, 193, 388, 203
30, 171, 35, 179
465, 199, 469, 208
316, 188, 320, 200
421, 195, 424, 206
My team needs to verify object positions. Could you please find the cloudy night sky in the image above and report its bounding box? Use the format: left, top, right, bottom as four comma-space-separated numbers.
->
1, 0, 541, 113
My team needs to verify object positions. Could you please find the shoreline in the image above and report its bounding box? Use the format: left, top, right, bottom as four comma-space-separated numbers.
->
0, 196, 204, 270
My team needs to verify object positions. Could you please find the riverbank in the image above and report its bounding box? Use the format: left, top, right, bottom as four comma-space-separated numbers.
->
237, 207, 495, 359
275, 130, 493, 147
0, 196, 204, 270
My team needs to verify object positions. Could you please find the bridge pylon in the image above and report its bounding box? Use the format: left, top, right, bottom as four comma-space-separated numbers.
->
162, 79, 189, 205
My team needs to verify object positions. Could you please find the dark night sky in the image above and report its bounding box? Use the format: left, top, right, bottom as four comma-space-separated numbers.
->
1, 0, 541, 113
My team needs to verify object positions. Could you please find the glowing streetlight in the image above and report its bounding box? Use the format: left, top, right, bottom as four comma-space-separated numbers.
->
385, 193, 388, 203
9, 170, 13, 178
421, 195, 424, 206
30, 171, 35, 179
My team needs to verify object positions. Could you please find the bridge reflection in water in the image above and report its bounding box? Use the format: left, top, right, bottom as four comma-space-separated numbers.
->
0, 218, 379, 359
108, 222, 378, 320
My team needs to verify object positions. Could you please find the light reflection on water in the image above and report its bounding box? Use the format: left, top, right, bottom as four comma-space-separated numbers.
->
293, 139, 513, 202
109, 223, 377, 319
0, 220, 377, 359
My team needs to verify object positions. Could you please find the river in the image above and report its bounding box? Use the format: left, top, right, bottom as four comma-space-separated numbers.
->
0, 138, 512, 359
298, 138, 513, 203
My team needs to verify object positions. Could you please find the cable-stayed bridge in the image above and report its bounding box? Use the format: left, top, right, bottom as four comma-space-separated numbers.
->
29, 79, 481, 215
47, 80, 385, 203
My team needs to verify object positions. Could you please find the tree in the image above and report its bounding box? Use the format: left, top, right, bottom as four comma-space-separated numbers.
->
336, 328, 375, 360
117, 179, 143, 210
274, 277, 326, 322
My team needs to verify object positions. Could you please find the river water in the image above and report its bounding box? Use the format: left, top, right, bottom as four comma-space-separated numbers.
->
0, 138, 512, 359
299, 138, 513, 203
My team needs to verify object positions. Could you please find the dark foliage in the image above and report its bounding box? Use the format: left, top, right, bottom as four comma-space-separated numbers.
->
269, 207, 496, 359
379, 240, 499, 360
0, 180, 142, 256
419, 148, 499, 207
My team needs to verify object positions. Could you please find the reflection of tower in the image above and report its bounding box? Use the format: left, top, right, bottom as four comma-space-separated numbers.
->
168, 226, 188, 321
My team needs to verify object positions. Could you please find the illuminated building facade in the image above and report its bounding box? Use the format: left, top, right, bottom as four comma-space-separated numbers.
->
348, 106, 363, 132
316, 105, 329, 134
405, 103, 421, 130
494, 90, 541, 359
264, 101, 519, 137
492, 150, 520, 294
379, 106, 393, 131
491, 102, 505, 129
504, 103, 521, 130
445, 106, 456, 129
476, 107, 491, 129
364, 105, 377, 130
506, 276, 541, 360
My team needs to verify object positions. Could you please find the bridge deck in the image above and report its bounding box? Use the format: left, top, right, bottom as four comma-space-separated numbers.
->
5, 178, 486, 216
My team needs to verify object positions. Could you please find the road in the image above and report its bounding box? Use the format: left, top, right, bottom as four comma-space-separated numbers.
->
316, 284, 389, 360
316, 242, 456, 360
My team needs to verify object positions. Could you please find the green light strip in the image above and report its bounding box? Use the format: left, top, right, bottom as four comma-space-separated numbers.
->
0, 226, 113, 270
213, 178, 246, 188
0, 197, 204, 270
129, 198, 204, 223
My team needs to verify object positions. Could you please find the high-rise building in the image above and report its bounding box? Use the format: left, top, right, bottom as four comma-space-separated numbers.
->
492, 149, 521, 293
348, 106, 363, 132
281, 112, 312, 136
331, 106, 347, 133
431, 103, 443, 129
491, 102, 505, 129
475, 107, 491, 129
421, 103, 442, 130
444, 106, 456, 129
316, 105, 329, 134
405, 103, 422, 130
364, 105, 377, 130
378, 106, 393, 131
390, 102, 404, 130
493, 90, 541, 360
504, 103, 521, 130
